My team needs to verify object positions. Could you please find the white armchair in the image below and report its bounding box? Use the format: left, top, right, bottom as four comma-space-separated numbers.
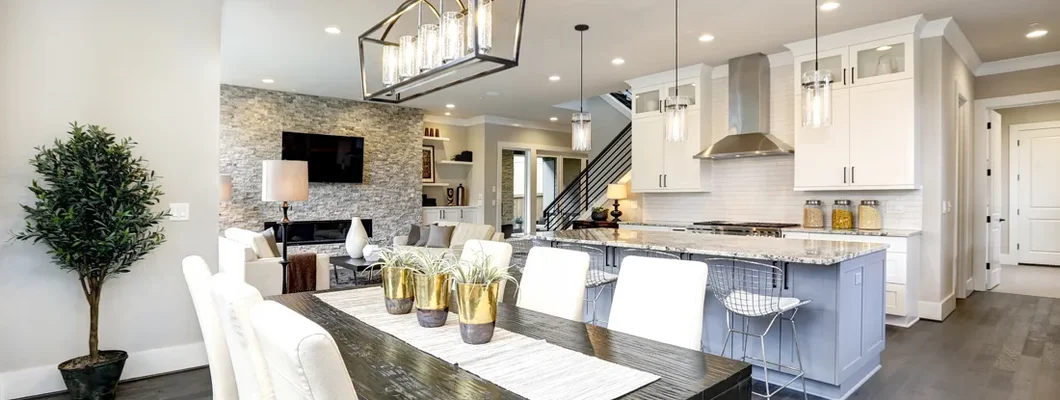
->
219, 228, 330, 297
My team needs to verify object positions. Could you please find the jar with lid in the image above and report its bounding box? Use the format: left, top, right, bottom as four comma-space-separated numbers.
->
832, 200, 854, 230
858, 200, 882, 230
803, 200, 825, 228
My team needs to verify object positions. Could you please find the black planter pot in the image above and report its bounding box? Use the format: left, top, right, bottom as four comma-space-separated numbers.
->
59, 350, 128, 400
590, 211, 608, 221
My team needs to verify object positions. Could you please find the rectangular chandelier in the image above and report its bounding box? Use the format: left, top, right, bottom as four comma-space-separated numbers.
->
359, 0, 526, 104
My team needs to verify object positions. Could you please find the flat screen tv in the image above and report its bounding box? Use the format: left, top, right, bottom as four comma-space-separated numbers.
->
282, 131, 364, 183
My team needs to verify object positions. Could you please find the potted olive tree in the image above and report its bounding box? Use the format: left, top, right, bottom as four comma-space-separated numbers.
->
15, 123, 167, 400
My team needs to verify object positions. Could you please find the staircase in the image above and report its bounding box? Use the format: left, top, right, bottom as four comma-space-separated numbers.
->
542, 122, 632, 231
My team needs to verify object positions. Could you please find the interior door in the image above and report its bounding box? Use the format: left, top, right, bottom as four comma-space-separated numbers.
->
662, 109, 702, 190
1017, 122, 1060, 266
794, 89, 851, 189
987, 110, 1003, 289
631, 115, 666, 192
849, 79, 915, 188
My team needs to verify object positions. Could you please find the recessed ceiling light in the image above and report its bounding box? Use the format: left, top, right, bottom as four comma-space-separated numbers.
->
513, 124, 522, 127
550, 117, 558, 121
819, 2, 839, 11
876, 45, 892, 51
261, 78, 274, 84
611, 58, 625, 65
324, 26, 341, 35
1027, 24, 1048, 38
445, 104, 455, 109
698, 34, 715, 42
445, 112, 451, 116
549, 75, 561, 82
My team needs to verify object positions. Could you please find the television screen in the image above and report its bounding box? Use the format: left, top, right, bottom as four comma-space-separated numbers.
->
282, 132, 364, 183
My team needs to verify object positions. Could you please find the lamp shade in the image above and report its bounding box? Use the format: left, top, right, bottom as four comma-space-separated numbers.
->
219, 174, 233, 202
607, 184, 628, 200
261, 160, 309, 202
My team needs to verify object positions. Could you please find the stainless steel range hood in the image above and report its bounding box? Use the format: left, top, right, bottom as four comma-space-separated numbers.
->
694, 53, 793, 159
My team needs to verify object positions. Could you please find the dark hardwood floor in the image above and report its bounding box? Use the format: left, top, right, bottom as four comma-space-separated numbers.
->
32, 291, 1060, 400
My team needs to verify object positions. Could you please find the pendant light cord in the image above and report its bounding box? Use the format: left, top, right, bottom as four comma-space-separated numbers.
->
580, 30, 584, 113
814, 0, 819, 71
674, 0, 678, 90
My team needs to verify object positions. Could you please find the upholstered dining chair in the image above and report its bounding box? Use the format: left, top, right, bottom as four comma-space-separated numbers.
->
250, 301, 359, 400
212, 273, 276, 400
516, 247, 590, 322
182, 256, 238, 400
459, 240, 514, 300
607, 256, 709, 351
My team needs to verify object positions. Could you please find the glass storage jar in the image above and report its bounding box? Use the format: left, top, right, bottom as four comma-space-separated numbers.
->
803, 200, 825, 228
858, 200, 882, 230
832, 200, 854, 230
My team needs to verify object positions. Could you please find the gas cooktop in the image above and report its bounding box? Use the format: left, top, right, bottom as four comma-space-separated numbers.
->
692, 221, 800, 229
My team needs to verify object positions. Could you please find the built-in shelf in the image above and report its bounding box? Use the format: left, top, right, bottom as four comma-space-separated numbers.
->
422, 182, 450, 187
436, 160, 473, 166
423, 136, 450, 142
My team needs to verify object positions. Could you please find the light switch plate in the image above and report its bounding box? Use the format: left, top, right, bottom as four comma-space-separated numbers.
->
854, 272, 863, 285
629, 200, 639, 209
169, 203, 190, 221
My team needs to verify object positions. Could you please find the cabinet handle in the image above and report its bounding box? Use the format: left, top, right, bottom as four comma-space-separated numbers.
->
659, 174, 662, 188
664, 174, 667, 187
843, 167, 847, 184
851, 166, 855, 184
442, 210, 445, 219
851, 67, 855, 84
460, 210, 464, 219
843, 68, 847, 85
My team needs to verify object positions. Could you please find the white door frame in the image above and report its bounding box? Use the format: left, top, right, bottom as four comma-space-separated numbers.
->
973, 90, 1060, 291
495, 141, 588, 235
1010, 120, 1060, 266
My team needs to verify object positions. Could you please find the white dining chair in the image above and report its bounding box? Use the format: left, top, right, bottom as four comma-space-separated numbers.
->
459, 240, 514, 300
516, 247, 590, 322
607, 256, 709, 351
250, 301, 358, 400
212, 273, 276, 400
182, 256, 239, 400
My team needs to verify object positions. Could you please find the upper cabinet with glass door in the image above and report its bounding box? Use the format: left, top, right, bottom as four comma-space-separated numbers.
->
665, 81, 699, 109
633, 86, 662, 116
849, 35, 915, 86
793, 47, 849, 93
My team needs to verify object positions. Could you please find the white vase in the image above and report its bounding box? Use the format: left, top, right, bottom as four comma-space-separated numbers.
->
345, 218, 369, 258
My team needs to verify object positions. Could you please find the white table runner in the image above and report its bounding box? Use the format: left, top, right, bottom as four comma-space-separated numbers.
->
315, 288, 660, 400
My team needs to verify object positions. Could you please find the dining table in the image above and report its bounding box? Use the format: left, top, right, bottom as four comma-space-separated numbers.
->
272, 288, 753, 400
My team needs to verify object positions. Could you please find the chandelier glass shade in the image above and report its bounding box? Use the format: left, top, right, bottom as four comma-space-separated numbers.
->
802, 70, 833, 128
359, 0, 523, 104
572, 112, 592, 152
664, 95, 689, 142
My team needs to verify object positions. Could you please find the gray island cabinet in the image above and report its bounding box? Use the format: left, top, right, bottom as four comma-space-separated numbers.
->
532, 228, 888, 400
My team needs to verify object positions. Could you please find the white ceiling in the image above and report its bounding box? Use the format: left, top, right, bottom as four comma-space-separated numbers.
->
221, 0, 1060, 124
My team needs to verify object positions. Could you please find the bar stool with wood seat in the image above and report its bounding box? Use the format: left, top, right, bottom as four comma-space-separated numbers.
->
707, 258, 810, 400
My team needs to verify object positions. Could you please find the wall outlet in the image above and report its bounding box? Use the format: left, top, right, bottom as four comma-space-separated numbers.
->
628, 200, 639, 209
169, 203, 190, 221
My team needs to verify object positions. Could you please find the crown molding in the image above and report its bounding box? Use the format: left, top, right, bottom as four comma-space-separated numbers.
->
976, 51, 1060, 76
785, 14, 927, 57
424, 114, 569, 132
921, 17, 982, 73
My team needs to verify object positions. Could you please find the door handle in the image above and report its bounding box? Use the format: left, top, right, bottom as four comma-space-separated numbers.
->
843, 167, 847, 184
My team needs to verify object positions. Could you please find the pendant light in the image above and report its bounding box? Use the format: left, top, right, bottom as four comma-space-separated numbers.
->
571, 24, 592, 152
663, 0, 688, 143
415, 2, 441, 72
439, 0, 465, 63
467, 0, 493, 54
801, 0, 833, 128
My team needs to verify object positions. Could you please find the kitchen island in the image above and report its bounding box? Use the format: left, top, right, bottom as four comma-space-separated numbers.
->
533, 228, 889, 400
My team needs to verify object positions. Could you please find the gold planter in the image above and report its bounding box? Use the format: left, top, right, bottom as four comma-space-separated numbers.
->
456, 282, 500, 344
413, 273, 452, 328
381, 267, 414, 314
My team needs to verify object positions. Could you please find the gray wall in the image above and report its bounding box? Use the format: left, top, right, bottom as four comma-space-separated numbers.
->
584, 96, 632, 160
976, 65, 1060, 100
477, 124, 575, 227
219, 85, 422, 244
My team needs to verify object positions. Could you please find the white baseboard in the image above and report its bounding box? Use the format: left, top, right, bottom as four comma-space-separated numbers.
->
919, 293, 957, 321
885, 314, 920, 328
0, 341, 206, 400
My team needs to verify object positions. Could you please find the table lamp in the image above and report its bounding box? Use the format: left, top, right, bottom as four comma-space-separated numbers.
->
607, 183, 628, 222
262, 160, 309, 294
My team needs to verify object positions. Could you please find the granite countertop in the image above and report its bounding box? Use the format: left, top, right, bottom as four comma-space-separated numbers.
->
533, 229, 888, 265
619, 221, 697, 229
783, 227, 923, 237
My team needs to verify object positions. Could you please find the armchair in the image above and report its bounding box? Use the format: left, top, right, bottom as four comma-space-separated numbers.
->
218, 228, 330, 297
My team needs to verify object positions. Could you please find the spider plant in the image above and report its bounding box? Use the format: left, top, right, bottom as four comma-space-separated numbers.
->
372, 247, 419, 271
451, 251, 518, 289
410, 251, 459, 276
373, 248, 417, 314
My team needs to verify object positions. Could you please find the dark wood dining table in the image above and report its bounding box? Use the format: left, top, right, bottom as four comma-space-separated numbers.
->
272, 289, 752, 400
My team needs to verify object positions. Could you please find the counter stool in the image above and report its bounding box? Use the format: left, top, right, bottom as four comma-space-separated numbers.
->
707, 258, 810, 400
555, 243, 613, 325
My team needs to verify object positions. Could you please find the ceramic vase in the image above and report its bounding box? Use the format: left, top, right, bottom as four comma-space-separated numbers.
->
345, 217, 369, 258
456, 281, 500, 344
381, 267, 414, 314
413, 273, 452, 327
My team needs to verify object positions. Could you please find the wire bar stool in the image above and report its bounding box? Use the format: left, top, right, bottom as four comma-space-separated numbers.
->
706, 258, 810, 400
554, 243, 613, 326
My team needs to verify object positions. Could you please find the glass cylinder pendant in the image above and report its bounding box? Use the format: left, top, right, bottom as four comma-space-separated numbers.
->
398, 35, 418, 80
467, 0, 493, 54
440, 11, 465, 63
664, 96, 689, 142
801, 70, 833, 128
417, 23, 440, 72
382, 44, 400, 86
571, 112, 592, 151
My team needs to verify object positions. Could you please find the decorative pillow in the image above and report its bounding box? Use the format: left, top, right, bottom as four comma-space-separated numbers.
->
259, 229, 281, 257
414, 225, 431, 247
426, 225, 456, 249
406, 224, 421, 246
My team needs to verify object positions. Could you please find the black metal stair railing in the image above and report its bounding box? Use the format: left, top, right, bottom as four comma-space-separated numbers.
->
542, 122, 633, 231
609, 90, 632, 109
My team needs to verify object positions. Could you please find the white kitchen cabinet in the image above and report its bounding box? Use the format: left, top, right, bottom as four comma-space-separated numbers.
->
626, 64, 713, 193
794, 89, 851, 189
423, 207, 479, 225
793, 47, 850, 93
848, 79, 916, 188
849, 35, 915, 86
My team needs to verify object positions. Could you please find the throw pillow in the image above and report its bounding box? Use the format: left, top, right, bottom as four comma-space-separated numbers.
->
406, 224, 421, 246
414, 225, 431, 247
259, 229, 281, 258
426, 225, 456, 249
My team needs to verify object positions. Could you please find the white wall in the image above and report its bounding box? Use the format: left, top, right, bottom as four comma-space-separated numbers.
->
583, 96, 631, 161
0, 1, 221, 398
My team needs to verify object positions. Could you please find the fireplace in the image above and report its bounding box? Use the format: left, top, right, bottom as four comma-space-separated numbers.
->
264, 219, 372, 246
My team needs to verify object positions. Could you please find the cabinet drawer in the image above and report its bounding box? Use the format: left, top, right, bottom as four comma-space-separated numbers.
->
807, 233, 907, 253
885, 283, 907, 316
885, 253, 906, 284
